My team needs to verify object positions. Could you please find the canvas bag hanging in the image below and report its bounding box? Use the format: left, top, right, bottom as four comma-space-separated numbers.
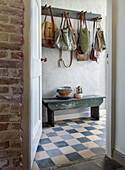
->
55, 12, 77, 51
55, 12, 76, 68
80, 12, 91, 54
76, 13, 88, 61
42, 6, 58, 48
90, 19, 100, 62
95, 19, 106, 52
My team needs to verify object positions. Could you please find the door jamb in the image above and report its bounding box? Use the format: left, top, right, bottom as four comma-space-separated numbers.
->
106, 0, 115, 158
22, 0, 31, 169
22, 0, 115, 169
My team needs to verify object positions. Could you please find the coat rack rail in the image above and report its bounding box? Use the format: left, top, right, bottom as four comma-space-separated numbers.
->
41, 6, 101, 21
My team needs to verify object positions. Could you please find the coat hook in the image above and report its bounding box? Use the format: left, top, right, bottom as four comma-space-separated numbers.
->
93, 17, 102, 21
78, 11, 83, 15
43, 4, 47, 10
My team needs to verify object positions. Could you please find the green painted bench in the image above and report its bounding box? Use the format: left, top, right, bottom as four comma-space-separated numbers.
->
42, 95, 105, 127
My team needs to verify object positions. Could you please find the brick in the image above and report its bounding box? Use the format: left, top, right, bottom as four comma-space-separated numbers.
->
0, 0, 24, 7
11, 69, 23, 77
0, 51, 8, 58
0, 114, 21, 122
11, 123, 21, 130
0, 24, 23, 34
0, 160, 9, 169
0, 95, 21, 103
0, 33, 8, 41
0, 6, 24, 17
0, 104, 10, 113
11, 140, 22, 148
0, 1, 7, 5
0, 123, 9, 131
11, 52, 24, 60
0, 60, 23, 68
9, 0, 24, 10
10, 104, 22, 113
0, 141, 9, 150
3, 167, 23, 170
13, 158, 22, 167
0, 78, 22, 85
0, 69, 8, 76
0, 87, 9, 93
0, 149, 21, 159
11, 87, 23, 94
0, 15, 9, 23
0, 43, 21, 50
10, 34, 24, 44
0, 131, 22, 142
10, 17, 24, 26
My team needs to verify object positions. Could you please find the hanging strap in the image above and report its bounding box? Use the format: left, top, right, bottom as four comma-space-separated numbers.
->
59, 49, 73, 68
44, 6, 55, 41
92, 19, 96, 46
96, 18, 102, 30
58, 12, 73, 68
80, 12, 87, 29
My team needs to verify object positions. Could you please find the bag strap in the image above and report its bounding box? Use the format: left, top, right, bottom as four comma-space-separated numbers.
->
96, 18, 102, 30
80, 12, 87, 28
59, 49, 73, 68
44, 6, 55, 41
92, 19, 96, 46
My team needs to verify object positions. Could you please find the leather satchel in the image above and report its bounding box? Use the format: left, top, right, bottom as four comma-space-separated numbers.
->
80, 13, 91, 54
42, 6, 58, 48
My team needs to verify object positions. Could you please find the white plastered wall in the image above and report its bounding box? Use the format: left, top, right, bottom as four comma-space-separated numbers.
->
42, 0, 107, 121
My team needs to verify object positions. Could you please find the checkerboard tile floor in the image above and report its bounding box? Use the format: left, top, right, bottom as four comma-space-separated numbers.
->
35, 114, 106, 169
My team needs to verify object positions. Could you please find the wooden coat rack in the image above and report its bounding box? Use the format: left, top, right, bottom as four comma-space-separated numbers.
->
41, 6, 101, 21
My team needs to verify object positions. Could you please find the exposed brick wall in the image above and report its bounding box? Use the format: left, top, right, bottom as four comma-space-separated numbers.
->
0, 0, 24, 169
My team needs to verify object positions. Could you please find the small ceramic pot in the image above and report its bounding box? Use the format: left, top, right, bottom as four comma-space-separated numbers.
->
57, 86, 72, 97
74, 93, 83, 98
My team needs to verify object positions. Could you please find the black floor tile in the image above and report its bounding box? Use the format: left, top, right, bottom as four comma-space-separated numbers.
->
66, 129, 78, 134
36, 158, 55, 169
54, 141, 69, 148
84, 127, 96, 131
81, 131, 94, 136
36, 145, 44, 152
66, 152, 83, 161
72, 144, 88, 151
39, 138, 52, 145
77, 137, 91, 143
53, 127, 64, 131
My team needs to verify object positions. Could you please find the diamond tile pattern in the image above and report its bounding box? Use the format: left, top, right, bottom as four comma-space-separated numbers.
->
35, 114, 106, 169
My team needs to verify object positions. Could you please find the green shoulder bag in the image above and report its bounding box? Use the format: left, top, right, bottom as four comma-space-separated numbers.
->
80, 13, 91, 54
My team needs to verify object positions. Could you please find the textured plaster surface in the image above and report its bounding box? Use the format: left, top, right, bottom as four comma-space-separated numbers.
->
42, 0, 107, 120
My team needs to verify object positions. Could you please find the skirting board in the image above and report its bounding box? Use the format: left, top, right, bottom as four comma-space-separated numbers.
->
55, 109, 106, 121
113, 149, 125, 167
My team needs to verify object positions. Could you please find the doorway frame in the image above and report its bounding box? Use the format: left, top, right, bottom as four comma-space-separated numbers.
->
22, 0, 114, 169
106, 0, 115, 158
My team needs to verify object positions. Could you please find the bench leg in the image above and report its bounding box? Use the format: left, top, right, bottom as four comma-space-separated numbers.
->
48, 108, 54, 127
91, 106, 99, 120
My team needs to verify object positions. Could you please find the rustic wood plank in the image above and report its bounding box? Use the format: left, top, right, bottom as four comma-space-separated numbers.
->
41, 6, 101, 21
47, 98, 103, 111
